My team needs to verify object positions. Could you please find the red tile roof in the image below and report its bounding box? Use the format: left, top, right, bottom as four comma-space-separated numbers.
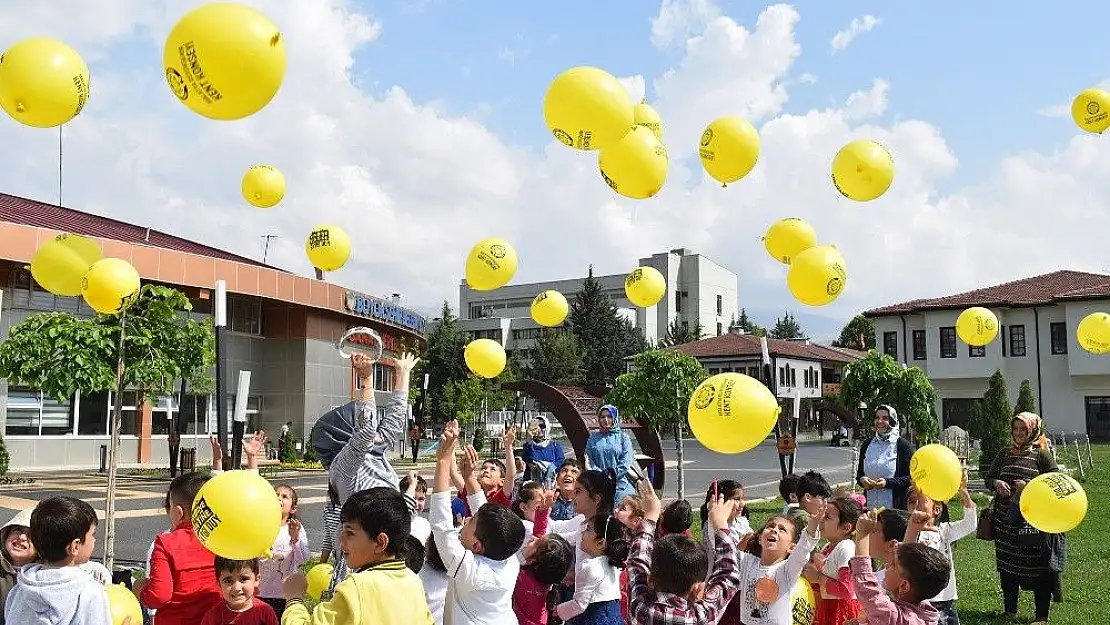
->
0, 192, 277, 269
864, 270, 1110, 317
668, 332, 863, 364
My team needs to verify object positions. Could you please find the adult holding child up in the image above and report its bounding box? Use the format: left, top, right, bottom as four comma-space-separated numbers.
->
856, 405, 915, 510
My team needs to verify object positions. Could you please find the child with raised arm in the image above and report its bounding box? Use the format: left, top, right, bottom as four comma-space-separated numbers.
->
851, 512, 949, 625
905, 474, 976, 625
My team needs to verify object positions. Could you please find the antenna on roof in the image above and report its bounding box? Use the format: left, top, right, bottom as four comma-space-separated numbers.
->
57, 125, 63, 206
261, 234, 278, 264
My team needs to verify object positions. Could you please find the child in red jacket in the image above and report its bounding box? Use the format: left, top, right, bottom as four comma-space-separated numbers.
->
135, 471, 222, 625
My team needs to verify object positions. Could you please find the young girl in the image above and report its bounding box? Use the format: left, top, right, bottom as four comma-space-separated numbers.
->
546, 470, 617, 619
421, 536, 449, 625
736, 507, 824, 624
701, 480, 750, 625
555, 514, 628, 625
259, 484, 310, 617
514, 491, 575, 625
803, 497, 862, 625
906, 475, 977, 625
513, 481, 546, 524
613, 494, 645, 624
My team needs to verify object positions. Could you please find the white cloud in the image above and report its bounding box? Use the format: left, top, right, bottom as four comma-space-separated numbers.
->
650, 0, 721, 48
830, 15, 881, 53
618, 75, 647, 105
1036, 104, 1069, 119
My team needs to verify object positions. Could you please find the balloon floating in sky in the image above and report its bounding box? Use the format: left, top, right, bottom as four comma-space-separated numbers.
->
465, 238, 518, 291
82, 258, 141, 315
688, 372, 781, 454
699, 116, 761, 186
599, 126, 668, 200
163, 2, 287, 121
242, 165, 286, 208
1076, 312, 1110, 354
0, 37, 90, 128
910, 444, 963, 502
787, 245, 847, 307
305, 224, 351, 272
531, 290, 569, 327
1071, 88, 1110, 134
543, 66, 634, 151
763, 218, 817, 265
624, 266, 667, 308
831, 139, 894, 202
465, 338, 506, 378
30, 234, 102, 296
633, 101, 663, 141
956, 306, 998, 347
1020, 472, 1087, 534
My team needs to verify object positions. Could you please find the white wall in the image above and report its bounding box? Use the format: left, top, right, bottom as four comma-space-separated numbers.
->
775, 357, 823, 399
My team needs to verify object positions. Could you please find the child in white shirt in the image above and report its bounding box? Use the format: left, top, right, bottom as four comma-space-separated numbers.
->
555, 514, 626, 624
906, 476, 977, 625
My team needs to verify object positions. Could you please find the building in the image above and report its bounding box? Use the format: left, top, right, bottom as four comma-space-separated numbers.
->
863, 270, 1110, 438
458, 248, 738, 360
0, 193, 427, 470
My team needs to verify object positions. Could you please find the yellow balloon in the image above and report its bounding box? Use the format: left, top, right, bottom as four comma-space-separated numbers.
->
543, 66, 634, 151
832, 139, 894, 202
699, 116, 760, 185
163, 3, 287, 121
465, 238, 518, 291
624, 266, 666, 308
763, 218, 817, 265
633, 101, 663, 141
305, 563, 334, 600
1072, 88, 1110, 134
30, 236, 102, 296
81, 258, 140, 315
1019, 472, 1087, 534
0, 37, 90, 128
598, 126, 668, 200
688, 373, 781, 454
105, 583, 143, 625
910, 444, 963, 502
531, 290, 569, 327
55, 233, 102, 264
465, 338, 506, 378
1077, 312, 1110, 354
192, 469, 283, 560
955, 307, 998, 347
242, 164, 286, 208
786, 245, 846, 307
306, 225, 351, 272
791, 577, 816, 625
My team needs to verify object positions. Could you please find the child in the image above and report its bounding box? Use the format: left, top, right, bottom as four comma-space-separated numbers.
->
430, 421, 526, 624
658, 499, 693, 537
735, 506, 824, 623
778, 474, 801, 515
399, 473, 429, 512
512, 480, 546, 524
200, 557, 278, 625
699, 481, 750, 625
320, 483, 340, 565
803, 497, 862, 625
551, 459, 581, 521
613, 494, 646, 624
5, 496, 112, 625
453, 454, 514, 514
905, 476, 976, 625
258, 484, 309, 617
851, 513, 949, 625
555, 514, 628, 624
795, 470, 832, 516
420, 536, 449, 625
514, 491, 575, 625
137, 471, 222, 625
282, 488, 433, 624
868, 508, 910, 586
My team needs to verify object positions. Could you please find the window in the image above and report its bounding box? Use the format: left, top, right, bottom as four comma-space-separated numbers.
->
374, 363, 394, 392
1009, 325, 1027, 357
511, 328, 542, 341
969, 344, 985, 358
76, 391, 109, 435
778, 367, 786, 386
470, 329, 502, 342
716, 294, 723, 316
4, 387, 75, 436
716, 322, 723, 336
883, 332, 898, 359
747, 367, 760, 378
939, 327, 957, 358
675, 291, 682, 313
912, 330, 927, 360
227, 296, 262, 335
1050, 322, 1068, 354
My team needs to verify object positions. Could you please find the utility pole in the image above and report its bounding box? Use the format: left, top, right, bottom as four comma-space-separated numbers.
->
261, 234, 278, 264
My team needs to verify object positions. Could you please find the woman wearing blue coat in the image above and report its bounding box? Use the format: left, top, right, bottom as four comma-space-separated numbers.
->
585, 404, 637, 504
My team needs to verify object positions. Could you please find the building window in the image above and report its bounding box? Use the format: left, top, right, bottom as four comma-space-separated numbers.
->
228, 296, 263, 335
511, 328, 542, 341
374, 363, 394, 392
470, 329, 502, 342
675, 290, 682, 313
778, 367, 786, 386
912, 330, 927, 360
969, 344, 986, 358
1050, 322, 1068, 354
4, 387, 76, 436
716, 322, 723, 336
1009, 325, 1027, 357
883, 332, 898, 359
939, 327, 957, 358
747, 366, 760, 378
716, 294, 723, 316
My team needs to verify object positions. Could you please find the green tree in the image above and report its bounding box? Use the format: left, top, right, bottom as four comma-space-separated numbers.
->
1015, 379, 1037, 415
769, 312, 805, 339
0, 285, 214, 570
833, 314, 876, 350
569, 268, 648, 386
839, 351, 939, 443
966, 399, 984, 440
659, 318, 705, 347
605, 349, 708, 498
526, 328, 585, 385
419, 302, 469, 422
979, 369, 1012, 474
731, 308, 767, 336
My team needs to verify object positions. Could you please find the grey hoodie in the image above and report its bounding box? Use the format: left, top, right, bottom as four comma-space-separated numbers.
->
4, 564, 112, 625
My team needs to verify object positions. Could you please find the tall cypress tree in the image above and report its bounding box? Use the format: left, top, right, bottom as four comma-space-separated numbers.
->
422, 301, 469, 419
1015, 379, 1037, 415
979, 369, 1012, 474
568, 267, 648, 386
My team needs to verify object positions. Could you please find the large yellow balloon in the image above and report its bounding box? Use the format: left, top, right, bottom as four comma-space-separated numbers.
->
1072, 88, 1110, 134
699, 116, 760, 185
81, 258, 140, 315
163, 3, 287, 121
786, 245, 846, 307
0, 37, 90, 128
242, 164, 285, 208
1019, 472, 1087, 534
531, 290, 569, 327
633, 101, 663, 141
598, 126, 668, 200
465, 238, 518, 291
105, 583, 142, 625
30, 235, 102, 296
306, 225, 351, 272
955, 307, 998, 347
192, 469, 282, 560
1077, 312, 1110, 354
791, 577, 815, 625
763, 218, 817, 265
625, 266, 667, 308
831, 139, 894, 202
688, 373, 781, 454
910, 444, 963, 502
305, 563, 334, 600
543, 66, 634, 151
465, 338, 506, 378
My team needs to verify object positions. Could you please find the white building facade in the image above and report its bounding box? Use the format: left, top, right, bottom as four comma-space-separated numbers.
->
864, 270, 1110, 439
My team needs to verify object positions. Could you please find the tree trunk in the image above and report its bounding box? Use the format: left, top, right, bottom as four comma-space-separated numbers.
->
102, 312, 127, 572
673, 425, 685, 500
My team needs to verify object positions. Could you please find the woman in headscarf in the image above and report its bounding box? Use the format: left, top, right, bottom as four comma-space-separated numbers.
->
0, 509, 37, 624
986, 412, 1064, 625
585, 404, 637, 504
521, 415, 565, 485
855, 404, 915, 509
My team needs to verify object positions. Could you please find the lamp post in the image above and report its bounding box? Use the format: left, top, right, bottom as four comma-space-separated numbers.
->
214, 281, 229, 466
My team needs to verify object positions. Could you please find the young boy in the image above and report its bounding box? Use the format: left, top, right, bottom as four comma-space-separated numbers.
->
451, 426, 517, 514
431, 420, 526, 624
778, 474, 801, 515
868, 508, 909, 585
852, 513, 949, 625
795, 470, 832, 516
200, 557, 278, 625
658, 499, 693, 537
136, 471, 222, 625
399, 473, 429, 512
5, 496, 112, 625
282, 488, 433, 625
550, 459, 581, 521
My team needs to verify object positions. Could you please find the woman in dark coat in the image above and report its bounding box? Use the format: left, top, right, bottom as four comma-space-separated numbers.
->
855, 404, 915, 510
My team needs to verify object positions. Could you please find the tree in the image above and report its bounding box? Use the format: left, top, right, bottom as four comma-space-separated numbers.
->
966, 399, 984, 441
1015, 379, 1037, 415
605, 349, 708, 499
833, 314, 876, 350
979, 369, 1012, 474
0, 285, 214, 570
526, 328, 585, 386
659, 318, 705, 347
731, 308, 766, 336
569, 268, 648, 386
419, 302, 469, 422
839, 351, 939, 443
769, 312, 805, 339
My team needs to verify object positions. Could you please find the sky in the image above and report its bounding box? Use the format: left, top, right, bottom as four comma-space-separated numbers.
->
2, 0, 1110, 341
